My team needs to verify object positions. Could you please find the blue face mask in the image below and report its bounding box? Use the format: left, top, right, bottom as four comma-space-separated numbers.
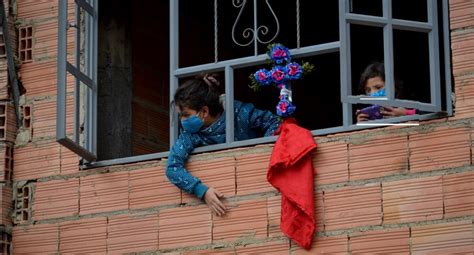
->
181, 113, 204, 133
369, 88, 386, 97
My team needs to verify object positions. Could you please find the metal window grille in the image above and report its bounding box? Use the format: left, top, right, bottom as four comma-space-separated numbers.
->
57, 0, 98, 162
57, 0, 452, 167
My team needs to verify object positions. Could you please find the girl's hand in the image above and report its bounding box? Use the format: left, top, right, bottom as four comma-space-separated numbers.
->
203, 187, 227, 216
356, 110, 369, 122
382, 106, 406, 117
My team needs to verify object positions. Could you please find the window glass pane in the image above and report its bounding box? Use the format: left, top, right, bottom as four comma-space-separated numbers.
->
97, 0, 170, 160
255, 0, 297, 54
300, 0, 339, 47
350, 24, 384, 124
175, 71, 226, 140
349, 0, 383, 17
350, 24, 384, 97
216, 0, 255, 61
393, 29, 431, 103
234, 53, 341, 136
393, 0, 428, 22
180, 0, 339, 65
179, 0, 215, 67
131, 0, 170, 156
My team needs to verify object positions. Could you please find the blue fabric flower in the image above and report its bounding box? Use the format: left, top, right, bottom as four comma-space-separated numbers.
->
269, 44, 291, 64
276, 97, 296, 117
285, 62, 303, 80
254, 69, 272, 86
271, 66, 287, 84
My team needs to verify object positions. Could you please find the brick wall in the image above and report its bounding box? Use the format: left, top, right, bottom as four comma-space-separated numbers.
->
6, 0, 474, 254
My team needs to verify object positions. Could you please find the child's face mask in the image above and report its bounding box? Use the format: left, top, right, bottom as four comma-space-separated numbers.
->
181, 112, 204, 133
369, 88, 386, 97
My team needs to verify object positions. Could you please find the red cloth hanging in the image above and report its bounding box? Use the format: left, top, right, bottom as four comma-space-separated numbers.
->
267, 118, 317, 249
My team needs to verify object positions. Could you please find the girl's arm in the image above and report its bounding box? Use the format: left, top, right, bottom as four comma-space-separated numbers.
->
166, 133, 208, 199
247, 103, 281, 137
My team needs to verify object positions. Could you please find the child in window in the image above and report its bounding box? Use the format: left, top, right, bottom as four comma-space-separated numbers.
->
356, 62, 417, 122
166, 73, 281, 216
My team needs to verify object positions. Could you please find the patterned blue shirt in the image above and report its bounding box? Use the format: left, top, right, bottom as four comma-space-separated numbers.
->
166, 100, 281, 199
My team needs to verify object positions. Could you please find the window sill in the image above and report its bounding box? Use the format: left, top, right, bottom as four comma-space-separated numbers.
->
83, 112, 448, 169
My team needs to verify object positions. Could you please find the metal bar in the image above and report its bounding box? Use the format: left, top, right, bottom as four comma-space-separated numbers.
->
253, 0, 258, 55
74, 3, 80, 143
339, 0, 352, 126
58, 137, 96, 162
442, 0, 453, 115
57, 0, 68, 140
345, 95, 439, 111
174, 42, 340, 77
392, 19, 433, 32
169, 0, 179, 146
383, 0, 395, 100
214, 0, 218, 62
75, 0, 94, 16
345, 13, 388, 27
85, 2, 92, 153
296, 0, 300, 48
91, 0, 98, 155
66, 62, 94, 89
0, 1, 21, 128
85, 151, 170, 168
82, 111, 446, 169
225, 66, 235, 144
428, 0, 442, 111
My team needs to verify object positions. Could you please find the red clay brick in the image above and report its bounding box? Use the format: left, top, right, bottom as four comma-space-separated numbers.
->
349, 135, 408, 180
236, 240, 290, 254
32, 98, 74, 139
0, 103, 17, 143
60, 145, 80, 175
315, 191, 324, 231
34, 18, 75, 60
411, 220, 474, 255
443, 171, 474, 217
59, 217, 107, 254
383, 176, 443, 224
107, 214, 159, 254
130, 166, 181, 209
450, 0, 474, 29
451, 30, 474, 76
12, 223, 59, 254
213, 199, 267, 242
0, 68, 9, 101
80, 171, 129, 215
313, 141, 348, 185
14, 140, 60, 180
236, 153, 275, 195
17, 0, 64, 19
182, 157, 235, 203
453, 74, 474, 119
0, 184, 12, 226
267, 195, 282, 237
409, 127, 470, 172
32, 178, 78, 220
324, 184, 382, 231
292, 235, 348, 254
0, 144, 13, 182
159, 205, 211, 249
20, 60, 75, 97
182, 247, 234, 254
350, 228, 410, 254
